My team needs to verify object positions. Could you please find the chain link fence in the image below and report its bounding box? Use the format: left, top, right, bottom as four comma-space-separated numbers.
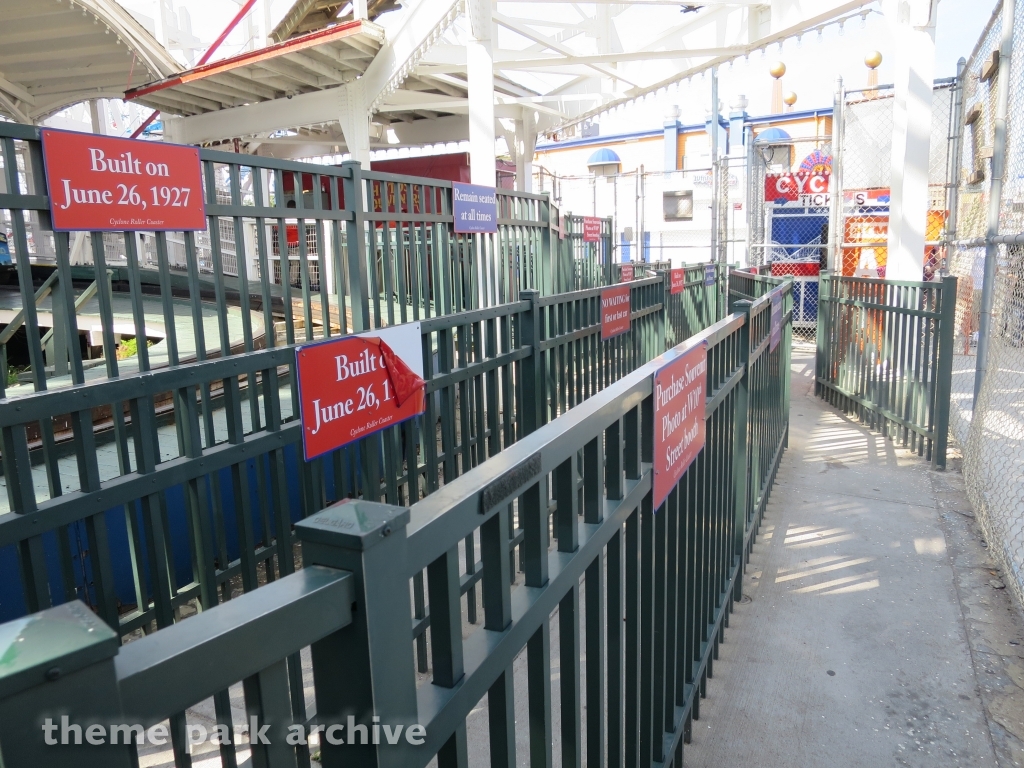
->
832, 82, 955, 281
948, 7, 1002, 432
948, 0, 1024, 607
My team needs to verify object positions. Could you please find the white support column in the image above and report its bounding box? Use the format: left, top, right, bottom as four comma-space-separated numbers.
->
467, 0, 496, 186
339, 81, 372, 168
515, 108, 537, 192
89, 100, 106, 136
885, 0, 939, 280
153, 0, 169, 47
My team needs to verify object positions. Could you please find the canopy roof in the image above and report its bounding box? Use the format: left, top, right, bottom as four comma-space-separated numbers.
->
271, 0, 400, 41
125, 21, 386, 116
123, 0, 874, 155
0, 0, 179, 123
587, 148, 621, 165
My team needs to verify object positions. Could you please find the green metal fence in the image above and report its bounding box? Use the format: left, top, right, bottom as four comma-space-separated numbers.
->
0, 119, 727, 647
0, 280, 793, 768
815, 273, 956, 469
728, 266, 779, 302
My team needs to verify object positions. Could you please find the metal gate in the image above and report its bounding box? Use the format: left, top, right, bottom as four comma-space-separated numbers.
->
0, 119, 728, 654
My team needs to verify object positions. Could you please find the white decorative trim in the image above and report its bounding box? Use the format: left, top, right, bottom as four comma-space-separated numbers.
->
369, 0, 465, 113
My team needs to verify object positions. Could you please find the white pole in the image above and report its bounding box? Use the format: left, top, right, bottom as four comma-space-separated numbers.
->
974, 0, 1016, 404
885, 0, 939, 280
467, 0, 496, 187
710, 66, 720, 264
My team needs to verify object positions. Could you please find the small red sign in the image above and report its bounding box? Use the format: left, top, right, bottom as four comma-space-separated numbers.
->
601, 285, 631, 340
670, 268, 686, 294
583, 217, 602, 242
296, 324, 425, 460
770, 262, 819, 277
653, 342, 708, 510
41, 129, 205, 232
764, 172, 830, 203
620, 264, 634, 282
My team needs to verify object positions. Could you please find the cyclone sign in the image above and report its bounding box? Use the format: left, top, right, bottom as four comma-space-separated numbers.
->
764, 172, 831, 205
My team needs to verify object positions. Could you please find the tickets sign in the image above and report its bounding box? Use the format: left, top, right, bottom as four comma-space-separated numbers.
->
40, 129, 205, 232
764, 172, 830, 204
620, 263, 634, 282
452, 182, 497, 233
296, 323, 425, 460
601, 285, 631, 340
844, 188, 890, 206
583, 217, 602, 242
653, 342, 708, 510
770, 290, 783, 352
670, 268, 686, 294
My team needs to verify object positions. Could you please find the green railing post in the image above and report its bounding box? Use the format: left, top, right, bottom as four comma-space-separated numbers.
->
782, 279, 794, 449
0, 601, 131, 768
539, 196, 553, 296
48, 271, 70, 378
932, 275, 958, 470
296, 500, 418, 768
731, 301, 752, 600
718, 263, 726, 321
815, 271, 830, 398
604, 220, 613, 287
521, 289, 544, 432
657, 269, 668, 352
342, 160, 371, 332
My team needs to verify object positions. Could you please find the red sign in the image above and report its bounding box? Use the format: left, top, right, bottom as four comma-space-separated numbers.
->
296, 324, 425, 460
771, 262, 819, 277
620, 264, 634, 282
600, 285, 631, 340
764, 172, 830, 203
653, 342, 708, 510
583, 217, 602, 242
41, 129, 205, 232
669, 268, 686, 294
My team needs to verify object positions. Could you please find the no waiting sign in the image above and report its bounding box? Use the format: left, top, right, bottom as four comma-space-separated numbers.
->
296, 323, 426, 460
600, 285, 631, 340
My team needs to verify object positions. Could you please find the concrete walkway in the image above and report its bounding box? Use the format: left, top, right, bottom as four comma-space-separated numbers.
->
686, 346, 1024, 768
